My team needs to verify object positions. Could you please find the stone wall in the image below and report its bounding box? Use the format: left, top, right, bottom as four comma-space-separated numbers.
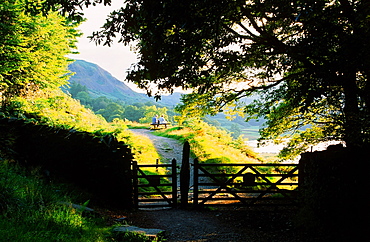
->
299, 145, 369, 238
0, 118, 134, 207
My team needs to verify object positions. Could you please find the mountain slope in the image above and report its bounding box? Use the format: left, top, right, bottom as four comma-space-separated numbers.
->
67, 59, 181, 105
68, 59, 149, 104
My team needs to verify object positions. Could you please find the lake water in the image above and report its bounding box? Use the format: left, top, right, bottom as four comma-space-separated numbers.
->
246, 140, 345, 154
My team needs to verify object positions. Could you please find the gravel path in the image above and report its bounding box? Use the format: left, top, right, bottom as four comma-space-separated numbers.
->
130, 128, 195, 188
130, 128, 185, 165
126, 206, 317, 242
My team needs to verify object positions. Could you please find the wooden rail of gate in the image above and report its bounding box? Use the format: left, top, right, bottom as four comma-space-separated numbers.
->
193, 159, 299, 206
132, 159, 177, 208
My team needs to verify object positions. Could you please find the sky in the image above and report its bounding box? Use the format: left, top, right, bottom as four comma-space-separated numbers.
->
71, 1, 142, 92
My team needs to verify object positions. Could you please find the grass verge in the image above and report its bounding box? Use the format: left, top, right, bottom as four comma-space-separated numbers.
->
0, 160, 160, 242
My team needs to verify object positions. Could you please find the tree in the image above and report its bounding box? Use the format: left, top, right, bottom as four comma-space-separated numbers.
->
25, 0, 112, 22
0, 0, 80, 110
75, 91, 92, 106
91, 96, 110, 111
123, 105, 141, 122
89, 0, 370, 157
230, 123, 242, 140
139, 105, 168, 124
68, 82, 89, 98
96, 102, 124, 122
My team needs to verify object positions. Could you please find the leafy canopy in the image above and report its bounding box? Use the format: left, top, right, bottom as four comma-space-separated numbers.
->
90, 0, 370, 158
24, 0, 112, 22
0, 0, 80, 109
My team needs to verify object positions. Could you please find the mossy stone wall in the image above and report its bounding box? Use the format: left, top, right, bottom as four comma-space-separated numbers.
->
0, 118, 134, 208
299, 145, 369, 238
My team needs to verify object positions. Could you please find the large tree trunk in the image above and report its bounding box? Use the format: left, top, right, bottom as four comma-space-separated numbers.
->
342, 72, 363, 147
364, 70, 370, 120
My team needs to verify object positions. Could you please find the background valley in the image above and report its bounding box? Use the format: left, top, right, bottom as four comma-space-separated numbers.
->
65, 59, 263, 141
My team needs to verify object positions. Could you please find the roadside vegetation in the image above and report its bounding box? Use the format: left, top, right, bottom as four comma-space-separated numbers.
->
152, 118, 262, 164
0, 90, 164, 241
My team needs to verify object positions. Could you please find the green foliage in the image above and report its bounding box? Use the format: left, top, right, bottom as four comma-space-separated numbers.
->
66, 82, 176, 124
91, 0, 370, 156
69, 82, 89, 98
139, 105, 168, 124
124, 105, 142, 122
96, 102, 125, 122
0, 1, 80, 109
7, 88, 108, 132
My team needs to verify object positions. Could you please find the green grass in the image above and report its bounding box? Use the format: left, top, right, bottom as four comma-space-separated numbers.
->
0, 162, 103, 241
0, 161, 159, 242
126, 123, 150, 129
154, 119, 263, 164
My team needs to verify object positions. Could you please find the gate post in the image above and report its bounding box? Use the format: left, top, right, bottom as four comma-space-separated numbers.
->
180, 141, 190, 208
171, 159, 178, 207
193, 158, 199, 206
132, 161, 139, 208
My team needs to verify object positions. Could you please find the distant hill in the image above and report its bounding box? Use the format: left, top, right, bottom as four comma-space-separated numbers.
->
66, 60, 263, 139
67, 59, 181, 106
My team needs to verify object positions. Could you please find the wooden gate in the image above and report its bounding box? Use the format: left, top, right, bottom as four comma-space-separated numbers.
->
132, 159, 177, 208
192, 159, 299, 206
132, 155, 300, 208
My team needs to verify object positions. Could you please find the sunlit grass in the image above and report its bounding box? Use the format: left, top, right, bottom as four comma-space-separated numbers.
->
126, 122, 150, 129
155, 120, 263, 165
12, 89, 109, 132
9, 90, 163, 167
190, 133, 258, 163
126, 132, 160, 164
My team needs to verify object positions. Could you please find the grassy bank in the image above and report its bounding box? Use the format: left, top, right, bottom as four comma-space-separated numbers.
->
1, 90, 163, 241
0, 161, 106, 241
0, 160, 163, 242
152, 118, 263, 164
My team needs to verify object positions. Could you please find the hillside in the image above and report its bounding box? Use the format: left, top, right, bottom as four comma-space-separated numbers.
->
67, 60, 263, 140
67, 59, 181, 106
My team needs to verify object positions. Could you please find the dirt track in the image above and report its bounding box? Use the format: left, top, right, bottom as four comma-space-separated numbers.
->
130, 129, 185, 165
